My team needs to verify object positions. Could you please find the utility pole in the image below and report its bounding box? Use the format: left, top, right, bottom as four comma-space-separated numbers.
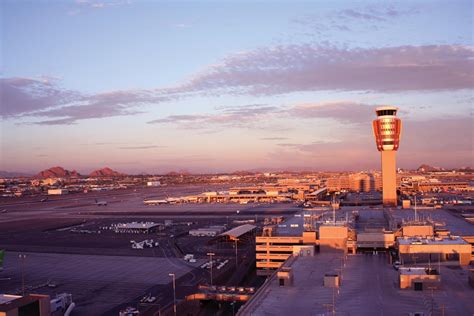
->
332, 287, 336, 316
19, 254, 26, 296
168, 273, 176, 316
207, 252, 215, 286
234, 238, 239, 267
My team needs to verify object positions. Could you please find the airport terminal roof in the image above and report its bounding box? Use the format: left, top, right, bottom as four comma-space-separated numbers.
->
0, 294, 20, 305
115, 222, 160, 229
220, 224, 256, 238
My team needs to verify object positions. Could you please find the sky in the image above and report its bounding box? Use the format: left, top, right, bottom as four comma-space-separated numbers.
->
0, 0, 473, 174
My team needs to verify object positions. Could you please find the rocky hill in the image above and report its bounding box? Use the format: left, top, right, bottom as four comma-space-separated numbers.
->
36, 166, 80, 178
89, 167, 124, 177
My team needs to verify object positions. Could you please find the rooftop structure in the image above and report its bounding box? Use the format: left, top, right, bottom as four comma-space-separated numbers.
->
399, 267, 441, 290
220, 224, 257, 241
0, 294, 51, 316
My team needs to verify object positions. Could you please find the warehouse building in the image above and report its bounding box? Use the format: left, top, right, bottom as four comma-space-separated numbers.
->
112, 222, 162, 234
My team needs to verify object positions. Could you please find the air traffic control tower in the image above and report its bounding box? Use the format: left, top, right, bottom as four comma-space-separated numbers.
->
372, 106, 402, 207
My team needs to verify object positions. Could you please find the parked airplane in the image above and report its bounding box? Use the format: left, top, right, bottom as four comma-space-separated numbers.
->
94, 199, 107, 206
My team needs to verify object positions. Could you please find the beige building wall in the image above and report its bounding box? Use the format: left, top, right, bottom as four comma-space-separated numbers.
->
398, 243, 472, 266
318, 226, 348, 253
402, 225, 434, 238
356, 232, 395, 248
327, 173, 382, 192
400, 273, 440, 289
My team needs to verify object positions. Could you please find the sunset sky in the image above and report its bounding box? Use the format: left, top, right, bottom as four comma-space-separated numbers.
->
1, 0, 473, 174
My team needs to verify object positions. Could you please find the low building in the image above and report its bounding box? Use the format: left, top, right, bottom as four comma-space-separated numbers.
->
146, 181, 161, 187
326, 173, 383, 192
47, 189, 68, 195
0, 294, 51, 316
399, 267, 440, 290
113, 222, 161, 234
398, 236, 472, 266
189, 226, 225, 237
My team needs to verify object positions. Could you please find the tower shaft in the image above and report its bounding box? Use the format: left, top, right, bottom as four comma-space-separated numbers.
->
381, 151, 397, 206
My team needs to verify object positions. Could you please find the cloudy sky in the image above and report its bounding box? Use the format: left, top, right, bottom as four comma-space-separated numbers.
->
1, 0, 472, 174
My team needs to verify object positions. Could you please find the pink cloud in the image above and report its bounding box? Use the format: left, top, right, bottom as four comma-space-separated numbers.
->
2, 44, 472, 124
177, 44, 473, 95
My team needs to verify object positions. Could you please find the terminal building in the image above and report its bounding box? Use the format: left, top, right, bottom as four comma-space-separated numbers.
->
246, 209, 474, 315
326, 172, 383, 192
255, 208, 473, 276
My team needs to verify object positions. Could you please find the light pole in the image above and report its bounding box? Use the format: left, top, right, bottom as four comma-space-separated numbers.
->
207, 252, 215, 286
234, 238, 239, 267
168, 273, 176, 316
19, 254, 26, 296
331, 287, 339, 316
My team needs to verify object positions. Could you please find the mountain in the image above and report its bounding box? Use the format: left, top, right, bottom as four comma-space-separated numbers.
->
89, 167, 124, 177
36, 166, 80, 178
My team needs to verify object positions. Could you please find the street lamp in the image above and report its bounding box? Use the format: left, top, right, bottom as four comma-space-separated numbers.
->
331, 287, 339, 316
207, 252, 215, 286
234, 238, 239, 267
168, 273, 176, 316
19, 254, 26, 296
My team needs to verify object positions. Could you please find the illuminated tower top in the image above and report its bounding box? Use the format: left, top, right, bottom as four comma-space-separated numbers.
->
372, 106, 402, 152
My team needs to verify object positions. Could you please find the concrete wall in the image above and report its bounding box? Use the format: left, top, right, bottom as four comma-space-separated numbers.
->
357, 232, 395, 248
319, 226, 348, 253
402, 225, 434, 238
400, 273, 440, 289
398, 243, 472, 266
302, 231, 317, 243
319, 226, 348, 239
